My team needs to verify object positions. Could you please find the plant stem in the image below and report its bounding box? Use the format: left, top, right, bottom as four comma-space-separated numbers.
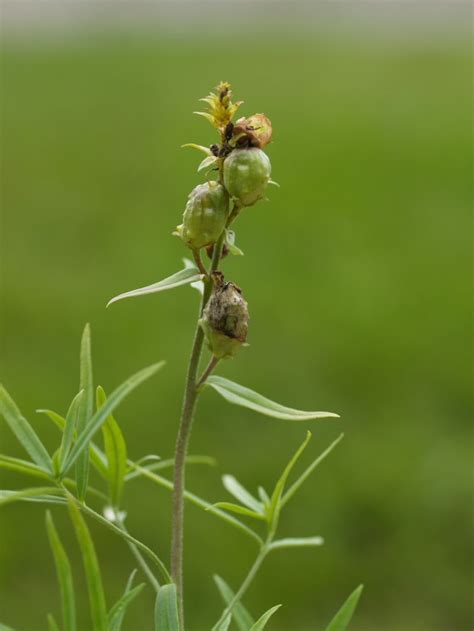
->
213, 541, 271, 629
196, 356, 220, 389
171, 228, 226, 626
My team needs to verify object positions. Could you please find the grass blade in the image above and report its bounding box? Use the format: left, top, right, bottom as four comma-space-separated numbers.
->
325, 585, 364, 631
154, 584, 180, 631
96, 386, 127, 508
222, 475, 263, 513
60, 390, 84, 473
213, 575, 255, 631
107, 266, 203, 307
0, 385, 53, 473
76, 324, 93, 500
0, 455, 51, 480
45, 511, 77, 631
67, 498, 108, 631
205, 376, 339, 421
64, 362, 165, 474
249, 605, 282, 630
281, 434, 344, 508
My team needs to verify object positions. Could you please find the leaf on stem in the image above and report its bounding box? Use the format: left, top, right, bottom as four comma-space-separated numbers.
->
213, 575, 255, 631
0, 455, 51, 481
181, 143, 212, 156
76, 323, 93, 500
47, 614, 60, 631
268, 536, 324, 551
154, 584, 180, 631
249, 605, 282, 630
45, 511, 77, 631
60, 390, 84, 473
198, 155, 218, 172
222, 475, 263, 514
107, 266, 203, 307
209, 502, 266, 521
325, 585, 364, 631
0, 385, 53, 474
108, 571, 145, 631
96, 386, 127, 508
225, 230, 244, 256
205, 376, 339, 421
67, 498, 108, 631
63, 362, 165, 474
0, 487, 64, 507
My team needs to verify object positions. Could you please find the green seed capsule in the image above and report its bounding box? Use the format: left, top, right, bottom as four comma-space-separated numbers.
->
223, 148, 271, 207
200, 272, 249, 359
177, 182, 229, 250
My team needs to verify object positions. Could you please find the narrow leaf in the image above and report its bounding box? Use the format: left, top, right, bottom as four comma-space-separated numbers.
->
268, 432, 312, 528
97, 386, 127, 507
225, 230, 244, 256
68, 498, 108, 631
154, 584, 180, 631
181, 143, 212, 156
222, 475, 263, 513
205, 377, 339, 421
249, 605, 282, 630
0, 455, 51, 480
269, 536, 324, 551
64, 362, 165, 474
109, 578, 145, 631
125, 455, 215, 482
210, 502, 266, 521
76, 324, 93, 500
107, 267, 203, 307
198, 155, 218, 172
0, 624, 16, 631
281, 434, 344, 508
60, 390, 84, 472
214, 575, 255, 631
47, 614, 60, 631
45, 511, 77, 631
0, 385, 53, 473
325, 585, 364, 631
214, 614, 232, 631
258, 486, 270, 506
0, 487, 63, 507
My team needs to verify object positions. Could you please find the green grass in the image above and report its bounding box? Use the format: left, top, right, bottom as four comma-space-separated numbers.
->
1, 31, 472, 630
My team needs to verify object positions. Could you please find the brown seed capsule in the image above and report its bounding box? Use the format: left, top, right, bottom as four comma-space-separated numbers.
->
200, 272, 249, 359
232, 113, 273, 149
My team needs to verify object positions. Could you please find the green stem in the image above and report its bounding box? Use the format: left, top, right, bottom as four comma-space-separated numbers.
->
171, 228, 226, 626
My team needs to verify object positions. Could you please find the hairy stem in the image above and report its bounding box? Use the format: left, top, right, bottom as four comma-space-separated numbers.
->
196, 356, 220, 389
171, 228, 226, 625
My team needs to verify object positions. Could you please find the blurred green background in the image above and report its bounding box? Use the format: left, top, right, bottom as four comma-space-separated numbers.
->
1, 3, 472, 630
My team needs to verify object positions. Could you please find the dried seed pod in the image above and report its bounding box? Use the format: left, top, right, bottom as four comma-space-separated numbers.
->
233, 113, 273, 149
223, 148, 271, 207
200, 272, 249, 359
176, 182, 229, 250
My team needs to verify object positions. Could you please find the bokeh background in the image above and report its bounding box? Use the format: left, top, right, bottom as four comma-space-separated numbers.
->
1, 2, 472, 630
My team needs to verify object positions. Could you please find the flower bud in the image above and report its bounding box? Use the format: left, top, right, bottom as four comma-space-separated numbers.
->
176, 182, 229, 250
223, 148, 271, 207
233, 113, 273, 149
200, 272, 249, 359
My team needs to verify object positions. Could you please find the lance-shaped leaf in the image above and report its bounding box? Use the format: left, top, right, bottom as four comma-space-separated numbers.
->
0, 624, 16, 631
64, 362, 165, 474
268, 536, 324, 551
45, 511, 77, 631
0, 455, 51, 481
325, 585, 364, 631
109, 571, 145, 631
222, 475, 263, 514
209, 502, 266, 521
225, 230, 244, 256
76, 324, 93, 500
96, 386, 127, 508
0, 487, 64, 507
154, 584, 180, 631
198, 155, 218, 172
249, 605, 282, 630
214, 615, 232, 631
205, 376, 339, 421
60, 390, 84, 473
68, 498, 108, 631
214, 575, 255, 631
0, 385, 53, 474
47, 615, 60, 631
181, 143, 212, 156
107, 266, 203, 307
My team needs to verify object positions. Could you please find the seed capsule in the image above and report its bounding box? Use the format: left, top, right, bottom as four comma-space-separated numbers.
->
176, 182, 229, 250
233, 113, 273, 149
200, 272, 249, 359
223, 148, 271, 207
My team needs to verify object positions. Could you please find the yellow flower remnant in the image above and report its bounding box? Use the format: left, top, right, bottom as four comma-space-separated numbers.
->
194, 81, 243, 131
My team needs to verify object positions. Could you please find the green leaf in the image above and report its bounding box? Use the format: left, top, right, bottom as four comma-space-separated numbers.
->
67, 498, 108, 631
325, 585, 364, 631
0, 385, 53, 474
249, 605, 282, 630
107, 267, 203, 307
258, 486, 270, 506
125, 455, 215, 481
59, 390, 84, 473
0, 487, 63, 507
281, 434, 344, 508
198, 155, 218, 172
181, 143, 212, 156
96, 386, 127, 507
268, 432, 312, 529
213, 575, 255, 631
109, 571, 145, 631
37, 409, 108, 480
210, 502, 266, 521
0, 624, 16, 631
154, 584, 180, 631
76, 324, 93, 501
222, 475, 263, 513
64, 362, 165, 474
205, 377, 340, 421
0, 455, 51, 480
225, 230, 244, 256
269, 536, 324, 551
47, 614, 60, 631
214, 614, 232, 631
45, 511, 77, 631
